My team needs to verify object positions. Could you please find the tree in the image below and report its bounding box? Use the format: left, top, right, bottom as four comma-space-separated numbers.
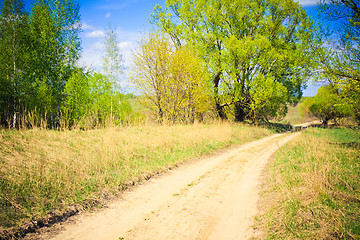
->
299, 85, 353, 125
130, 33, 212, 123
29, 0, 81, 128
151, 0, 320, 122
103, 23, 123, 122
29, 1, 58, 125
0, 0, 31, 128
317, 0, 360, 123
0, 0, 83, 129
63, 68, 91, 126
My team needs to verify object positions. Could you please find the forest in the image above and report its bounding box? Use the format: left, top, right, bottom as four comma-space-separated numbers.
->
0, 0, 359, 128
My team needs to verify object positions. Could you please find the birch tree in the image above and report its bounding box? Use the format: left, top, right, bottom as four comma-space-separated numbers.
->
0, 0, 31, 128
30, 0, 81, 128
103, 23, 123, 122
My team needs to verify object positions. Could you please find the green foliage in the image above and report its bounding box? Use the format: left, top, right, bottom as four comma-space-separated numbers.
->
62, 72, 138, 128
299, 85, 353, 125
63, 69, 91, 125
317, 0, 360, 124
0, 0, 82, 128
250, 74, 288, 122
131, 33, 213, 124
0, 0, 137, 129
0, 0, 32, 128
152, 0, 321, 122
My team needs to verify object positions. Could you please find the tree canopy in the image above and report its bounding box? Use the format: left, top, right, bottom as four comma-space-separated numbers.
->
151, 0, 321, 122
317, 0, 360, 123
131, 33, 212, 123
299, 85, 353, 125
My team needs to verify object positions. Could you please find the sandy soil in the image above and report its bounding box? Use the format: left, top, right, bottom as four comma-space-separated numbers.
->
37, 132, 300, 240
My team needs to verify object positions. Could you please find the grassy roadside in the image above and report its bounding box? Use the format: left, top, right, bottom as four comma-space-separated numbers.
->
254, 127, 360, 239
0, 122, 273, 238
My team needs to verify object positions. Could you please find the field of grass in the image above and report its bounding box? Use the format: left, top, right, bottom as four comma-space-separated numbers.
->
255, 127, 360, 239
0, 122, 273, 237
279, 104, 316, 125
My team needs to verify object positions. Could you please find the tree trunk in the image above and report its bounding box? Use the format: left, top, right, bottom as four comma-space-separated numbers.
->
12, 23, 17, 129
212, 70, 227, 120
322, 116, 330, 126
215, 102, 227, 120
234, 101, 246, 122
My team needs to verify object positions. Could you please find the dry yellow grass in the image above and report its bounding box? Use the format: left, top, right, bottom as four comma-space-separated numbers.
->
255, 127, 360, 239
0, 122, 272, 236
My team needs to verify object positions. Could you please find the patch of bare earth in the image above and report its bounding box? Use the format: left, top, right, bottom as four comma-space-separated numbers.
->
32, 132, 300, 240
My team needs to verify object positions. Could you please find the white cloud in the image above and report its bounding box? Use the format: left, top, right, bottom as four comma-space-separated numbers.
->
296, 0, 319, 6
85, 30, 105, 38
118, 41, 134, 49
78, 49, 103, 69
81, 22, 94, 30
105, 13, 111, 19
80, 28, 142, 75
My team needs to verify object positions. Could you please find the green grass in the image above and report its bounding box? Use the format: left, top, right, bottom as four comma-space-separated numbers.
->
0, 122, 273, 237
279, 104, 316, 125
255, 127, 360, 239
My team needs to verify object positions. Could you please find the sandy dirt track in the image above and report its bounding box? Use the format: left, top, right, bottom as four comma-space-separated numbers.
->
39, 132, 300, 240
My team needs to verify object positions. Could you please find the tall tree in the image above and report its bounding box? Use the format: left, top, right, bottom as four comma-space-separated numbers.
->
103, 23, 123, 122
29, 1, 58, 125
0, 0, 31, 128
318, 0, 360, 123
131, 33, 212, 123
152, 0, 320, 122
30, 0, 81, 128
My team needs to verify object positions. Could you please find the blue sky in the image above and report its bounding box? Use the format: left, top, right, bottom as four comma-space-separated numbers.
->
78, 0, 163, 71
24, 0, 331, 96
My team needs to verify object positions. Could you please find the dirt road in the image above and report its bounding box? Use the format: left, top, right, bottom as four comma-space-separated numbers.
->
41, 132, 299, 240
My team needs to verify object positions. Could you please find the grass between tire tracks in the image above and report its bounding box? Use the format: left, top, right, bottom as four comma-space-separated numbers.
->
254, 127, 360, 239
0, 122, 273, 238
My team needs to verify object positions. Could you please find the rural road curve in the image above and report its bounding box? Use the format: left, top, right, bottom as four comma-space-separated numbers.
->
41, 132, 300, 240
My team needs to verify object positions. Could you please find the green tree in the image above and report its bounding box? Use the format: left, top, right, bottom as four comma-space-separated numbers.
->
103, 23, 123, 122
63, 68, 91, 126
29, 1, 58, 125
30, 0, 81, 128
0, 0, 31, 128
88, 73, 112, 126
131, 33, 212, 123
152, 0, 320, 122
317, 0, 360, 123
299, 85, 353, 125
